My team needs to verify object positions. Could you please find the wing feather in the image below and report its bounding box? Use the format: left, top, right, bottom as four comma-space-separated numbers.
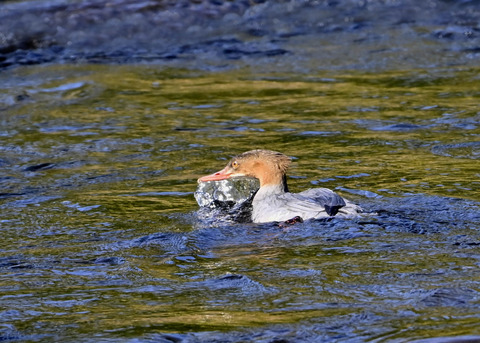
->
278, 188, 346, 217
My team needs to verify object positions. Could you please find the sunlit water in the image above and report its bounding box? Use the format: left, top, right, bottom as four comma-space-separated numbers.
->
1, 64, 479, 342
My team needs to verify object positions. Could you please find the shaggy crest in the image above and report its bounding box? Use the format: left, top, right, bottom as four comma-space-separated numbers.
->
232, 149, 291, 174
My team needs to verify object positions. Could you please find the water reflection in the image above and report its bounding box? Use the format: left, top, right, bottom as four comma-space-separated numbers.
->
0, 65, 479, 342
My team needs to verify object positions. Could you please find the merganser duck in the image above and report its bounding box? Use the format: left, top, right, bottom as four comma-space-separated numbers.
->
198, 149, 361, 223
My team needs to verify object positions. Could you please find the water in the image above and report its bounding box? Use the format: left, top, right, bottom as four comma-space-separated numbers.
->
1, 64, 479, 342
1, 0, 480, 341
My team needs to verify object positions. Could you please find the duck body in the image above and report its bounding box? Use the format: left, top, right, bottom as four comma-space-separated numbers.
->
251, 184, 355, 223
198, 149, 361, 224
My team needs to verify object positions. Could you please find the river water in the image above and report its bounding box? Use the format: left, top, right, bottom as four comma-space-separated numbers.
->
1, 1, 480, 342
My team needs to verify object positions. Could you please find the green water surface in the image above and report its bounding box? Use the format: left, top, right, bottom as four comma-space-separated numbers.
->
0, 64, 479, 342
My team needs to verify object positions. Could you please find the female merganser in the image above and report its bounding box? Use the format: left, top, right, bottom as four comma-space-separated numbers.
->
198, 149, 361, 223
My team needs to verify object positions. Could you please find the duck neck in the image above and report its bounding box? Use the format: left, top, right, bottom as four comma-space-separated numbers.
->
281, 174, 289, 192
254, 176, 289, 202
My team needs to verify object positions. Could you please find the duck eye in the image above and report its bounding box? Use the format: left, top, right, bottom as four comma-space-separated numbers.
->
232, 161, 239, 168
